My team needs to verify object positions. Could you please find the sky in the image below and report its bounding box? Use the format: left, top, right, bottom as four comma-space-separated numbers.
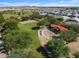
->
0, 0, 79, 7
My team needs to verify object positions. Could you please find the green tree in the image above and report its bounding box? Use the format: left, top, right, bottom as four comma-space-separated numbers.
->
69, 25, 79, 33
37, 17, 61, 27
8, 49, 28, 58
21, 16, 29, 21
47, 17, 61, 24
57, 18, 64, 21
3, 30, 32, 49
8, 48, 43, 58
47, 39, 69, 58
60, 30, 77, 42
37, 18, 48, 26
4, 17, 19, 30
30, 12, 42, 20
0, 13, 5, 24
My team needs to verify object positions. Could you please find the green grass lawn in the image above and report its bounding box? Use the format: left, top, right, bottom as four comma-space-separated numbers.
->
18, 22, 44, 57
3, 12, 32, 19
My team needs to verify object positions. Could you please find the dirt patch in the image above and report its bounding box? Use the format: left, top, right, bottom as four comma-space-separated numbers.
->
0, 53, 7, 58
67, 37, 79, 54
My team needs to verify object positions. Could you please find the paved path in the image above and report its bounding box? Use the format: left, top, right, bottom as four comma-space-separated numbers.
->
19, 20, 37, 24
38, 27, 56, 46
38, 28, 56, 57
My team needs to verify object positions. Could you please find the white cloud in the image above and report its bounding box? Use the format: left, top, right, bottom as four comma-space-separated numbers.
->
59, 1, 65, 3
59, 0, 78, 3
69, 0, 78, 3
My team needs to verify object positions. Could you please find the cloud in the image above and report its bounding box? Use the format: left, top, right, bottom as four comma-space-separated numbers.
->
59, 0, 78, 3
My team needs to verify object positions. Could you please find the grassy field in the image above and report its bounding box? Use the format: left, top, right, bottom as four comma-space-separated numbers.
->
18, 22, 44, 57
3, 14, 18, 19
3, 12, 32, 19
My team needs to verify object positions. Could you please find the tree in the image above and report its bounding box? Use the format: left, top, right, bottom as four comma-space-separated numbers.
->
8, 49, 28, 58
37, 17, 61, 27
3, 30, 32, 49
60, 30, 77, 42
21, 16, 29, 21
0, 13, 5, 24
57, 18, 64, 21
47, 39, 69, 58
60, 24, 79, 34
9, 16, 20, 22
37, 18, 48, 27
69, 25, 79, 33
30, 12, 42, 20
4, 17, 19, 30
8, 48, 43, 58
47, 17, 61, 24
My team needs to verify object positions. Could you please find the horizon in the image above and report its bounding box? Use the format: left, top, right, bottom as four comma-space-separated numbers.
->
0, 0, 79, 7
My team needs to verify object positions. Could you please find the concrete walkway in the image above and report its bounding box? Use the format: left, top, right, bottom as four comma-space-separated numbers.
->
19, 20, 37, 24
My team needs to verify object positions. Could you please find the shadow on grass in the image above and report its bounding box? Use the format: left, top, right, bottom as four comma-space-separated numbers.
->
32, 26, 40, 30
37, 46, 50, 58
